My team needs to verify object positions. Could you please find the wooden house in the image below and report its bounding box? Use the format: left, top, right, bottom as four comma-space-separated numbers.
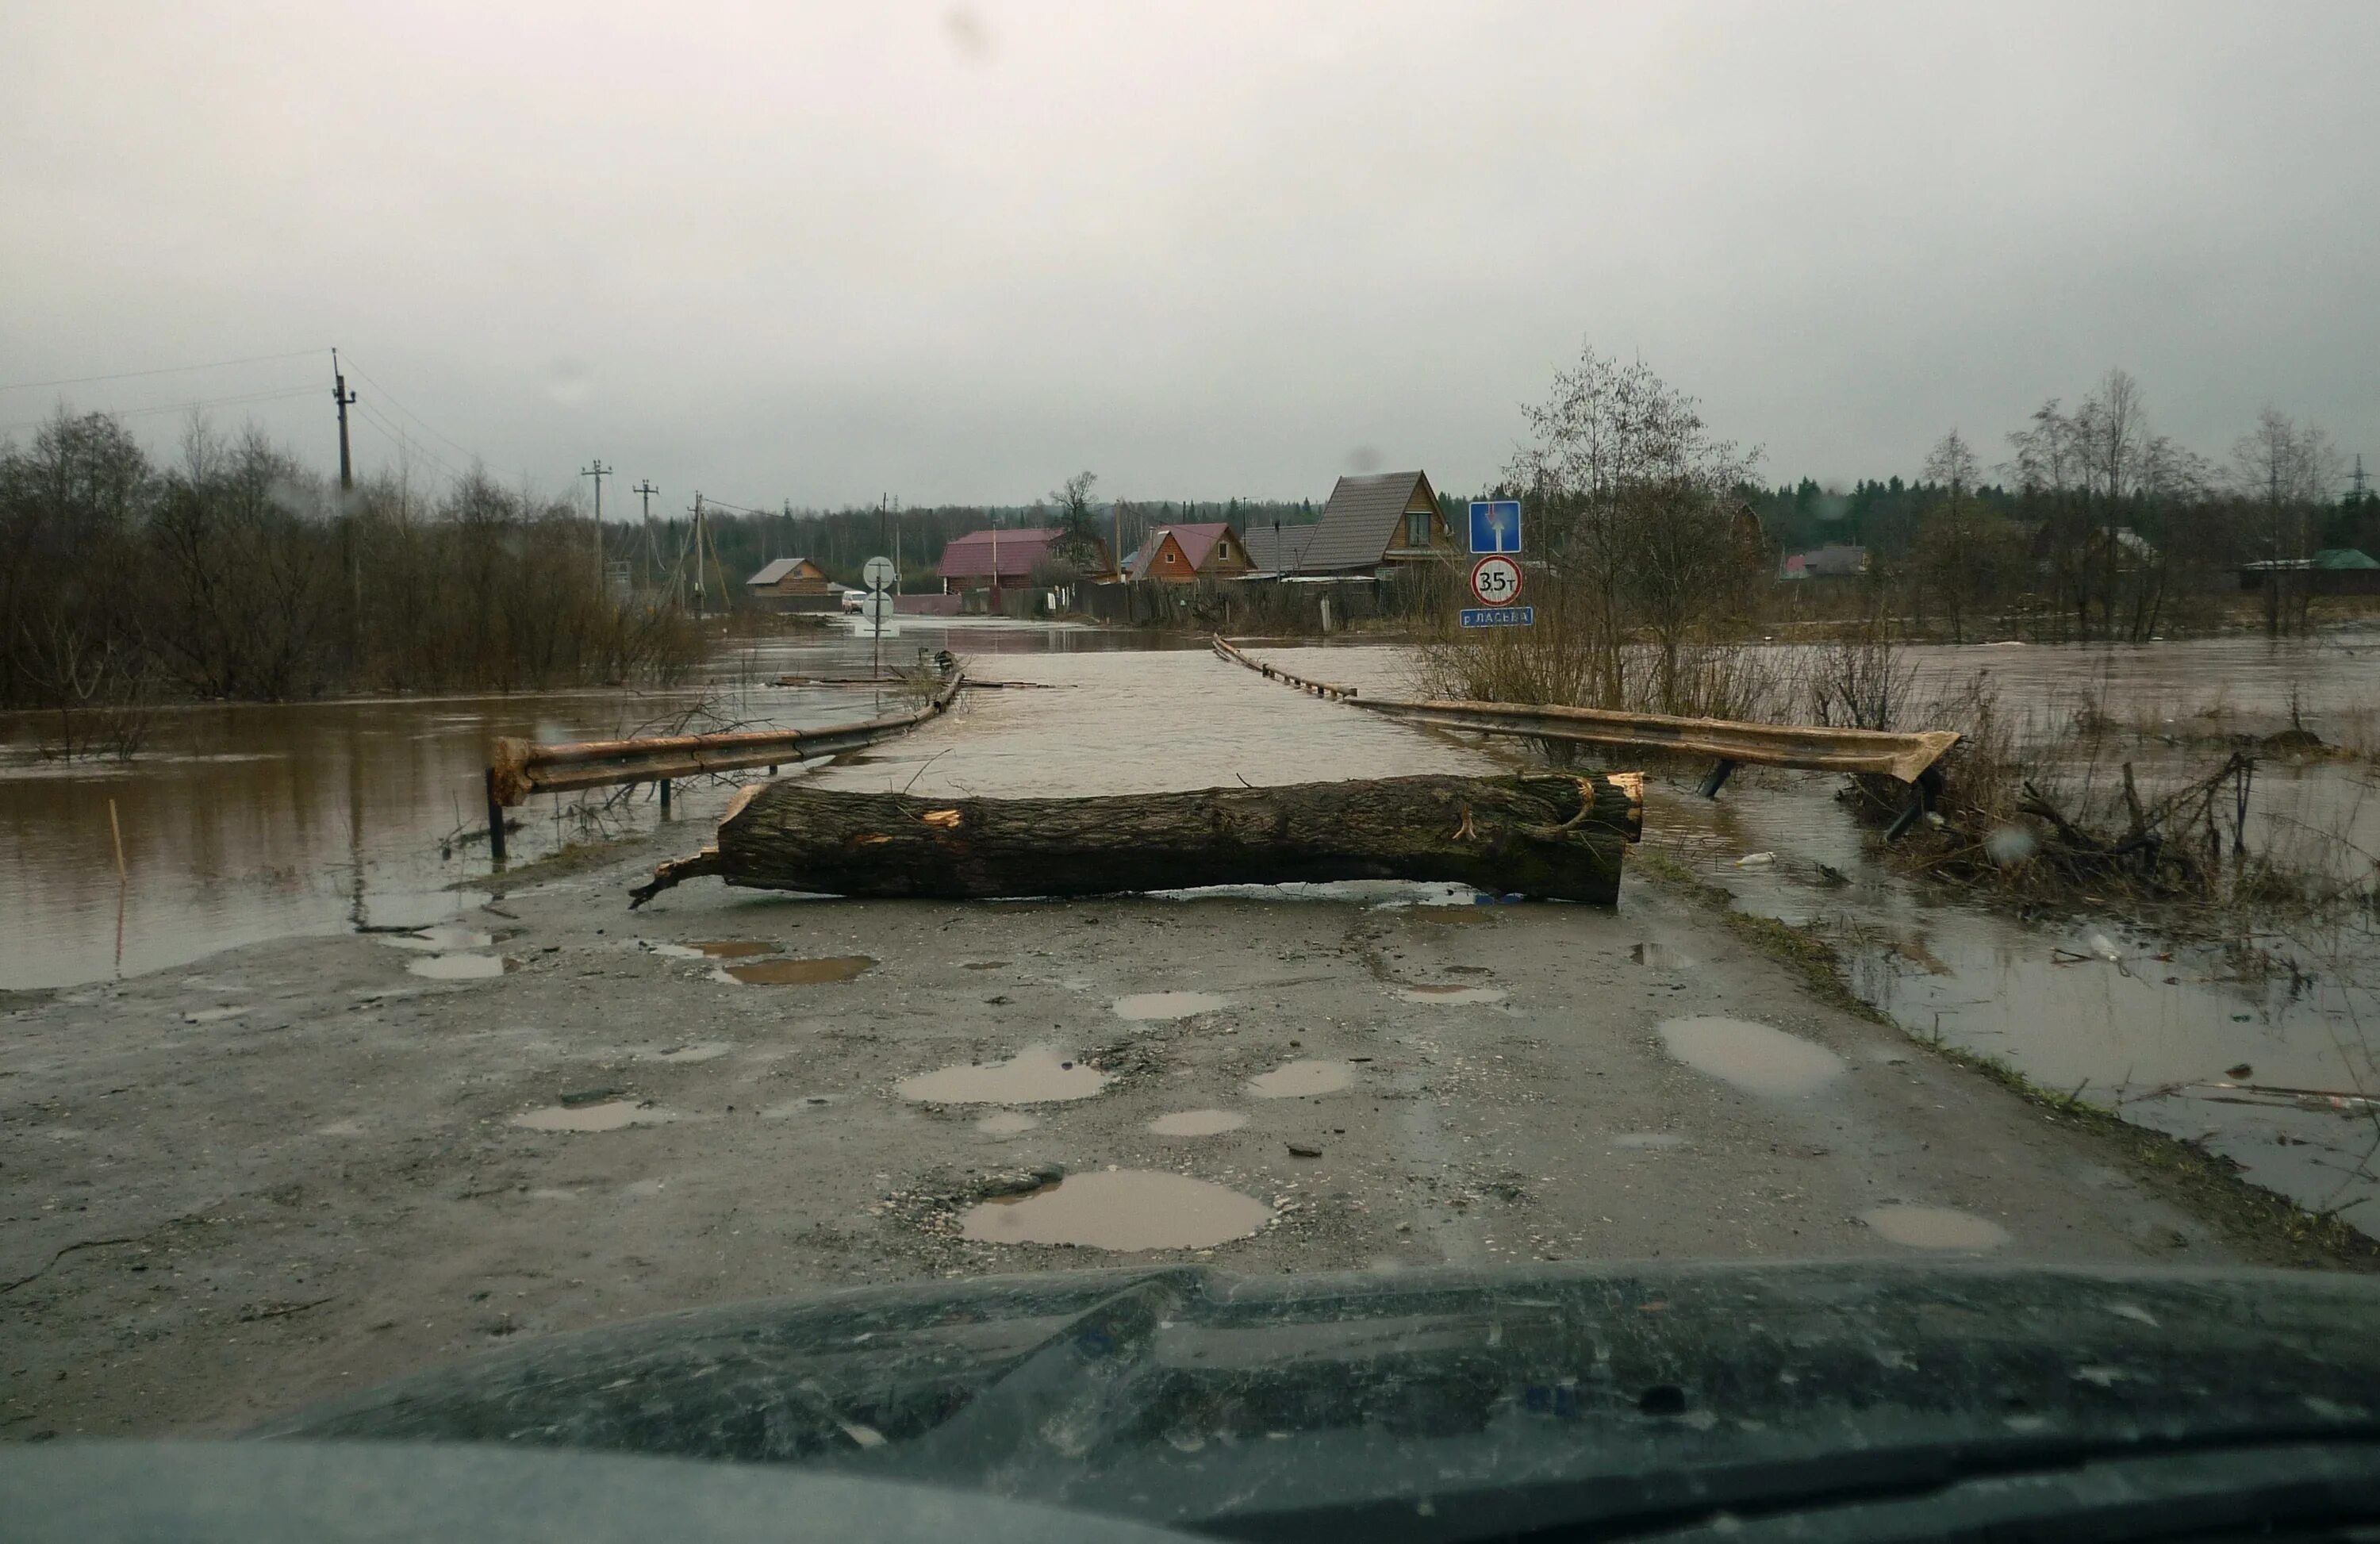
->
744, 556, 839, 613
1129, 522, 1255, 583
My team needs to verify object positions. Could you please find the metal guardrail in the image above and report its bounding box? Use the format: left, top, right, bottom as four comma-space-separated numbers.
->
1212, 635, 1957, 795
482, 669, 965, 862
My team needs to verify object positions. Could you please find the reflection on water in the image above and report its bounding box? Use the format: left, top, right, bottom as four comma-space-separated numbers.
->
895, 1044, 1108, 1104
0, 622, 1194, 991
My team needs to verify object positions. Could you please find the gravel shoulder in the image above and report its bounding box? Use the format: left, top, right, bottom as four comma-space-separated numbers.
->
2, 817, 2270, 1442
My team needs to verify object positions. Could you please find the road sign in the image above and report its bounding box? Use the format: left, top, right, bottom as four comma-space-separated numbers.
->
1468, 554, 1524, 607
858, 590, 896, 624
1459, 605, 1534, 628
862, 555, 897, 594
1468, 499, 1521, 555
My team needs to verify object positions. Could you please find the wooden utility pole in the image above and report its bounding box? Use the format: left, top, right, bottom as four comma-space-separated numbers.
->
582, 460, 611, 597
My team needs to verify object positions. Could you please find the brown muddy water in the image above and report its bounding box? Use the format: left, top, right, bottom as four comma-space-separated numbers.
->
720, 955, 875, 985
957, 1169, 1273, 1250
896, 1044, 1109, 1104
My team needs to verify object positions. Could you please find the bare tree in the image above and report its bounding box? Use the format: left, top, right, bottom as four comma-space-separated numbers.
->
2232, 408, 2340, 636
1048, 470, 1101, 570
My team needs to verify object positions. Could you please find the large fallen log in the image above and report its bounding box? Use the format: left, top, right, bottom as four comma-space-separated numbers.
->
628, 773, 1644, 908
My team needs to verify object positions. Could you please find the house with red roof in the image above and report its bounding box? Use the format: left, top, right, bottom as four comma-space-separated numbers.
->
1128, 521, 1255, 584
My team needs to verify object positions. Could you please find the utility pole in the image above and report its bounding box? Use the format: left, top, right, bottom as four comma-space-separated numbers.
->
331, 349, 357, 492
691, 494, 708, 618
582, 460, 611, 597
633, 480, 658, 594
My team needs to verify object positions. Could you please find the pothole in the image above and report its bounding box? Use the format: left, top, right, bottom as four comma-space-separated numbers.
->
1657, 1016, 1845, 1097
958, 1170, 1271, 1250
1111, 990, 1230, 1021
1246, 1058, 1356, 1099
652, 939, 776, 960
512, 1100, 674, 1132
1861, 1204, 2012, 1250
382, 923, 493, 952
975, 1112, 1041, 1137
721, 955, 874, 985
408, 954, 511, 981
1147, 1108, 1248, 1136
896, 1045, 1107, 1104
1395, 984, 1506, 1005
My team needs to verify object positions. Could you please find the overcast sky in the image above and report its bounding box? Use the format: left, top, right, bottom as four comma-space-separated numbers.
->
4, 2, 2374, 511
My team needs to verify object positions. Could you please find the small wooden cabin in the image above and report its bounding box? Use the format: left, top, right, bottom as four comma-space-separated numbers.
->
745, 557, 838, 613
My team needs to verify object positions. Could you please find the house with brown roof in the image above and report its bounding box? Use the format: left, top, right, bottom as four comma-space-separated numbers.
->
936, 527, 1112, 593
1129, 521, 1255, 583
1292, 470, 1454, 576
744, 556, 838, 613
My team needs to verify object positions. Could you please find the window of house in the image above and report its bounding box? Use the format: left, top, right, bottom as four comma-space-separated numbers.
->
1406, 509, 1431, 546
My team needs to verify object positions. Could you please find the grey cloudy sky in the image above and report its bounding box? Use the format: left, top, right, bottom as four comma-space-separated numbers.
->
4, 2, 2374, 510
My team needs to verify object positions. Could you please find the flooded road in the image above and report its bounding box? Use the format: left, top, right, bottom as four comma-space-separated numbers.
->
0, 622, 1196, 990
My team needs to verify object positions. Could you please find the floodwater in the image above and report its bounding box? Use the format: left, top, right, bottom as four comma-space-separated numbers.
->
0, 620, 1203, 992
1657, 1016, 1848, 1098
1147, 1108, 1249, 1136
895, 1045, 1108, 1104
957, 1170, 1273, 1250
721, 955, 874, 985
1246, 1058, 1357, 1099
1860, 1204, 2012, 1251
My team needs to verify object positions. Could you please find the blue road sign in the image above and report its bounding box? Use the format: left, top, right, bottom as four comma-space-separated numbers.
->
1468, 499, 1522, 555
1459, 605, 1534, 628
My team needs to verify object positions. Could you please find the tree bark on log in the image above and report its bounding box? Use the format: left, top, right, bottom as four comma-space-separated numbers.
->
629, 773, 1643, 908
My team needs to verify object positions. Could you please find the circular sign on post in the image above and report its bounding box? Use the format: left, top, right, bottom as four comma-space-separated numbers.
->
1468, 555, 1524, 607
858, 590, 896, 624
862, 556, 898, 594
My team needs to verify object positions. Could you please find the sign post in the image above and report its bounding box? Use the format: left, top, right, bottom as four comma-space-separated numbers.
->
861, 555, 899, 707
1461, 503, 1531, 628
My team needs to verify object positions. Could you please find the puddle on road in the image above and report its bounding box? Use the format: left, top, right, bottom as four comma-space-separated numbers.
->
896, 1045, 1108, 1104
1148, 1108, 1249, 1136
1632, 943, 1691, 970
1658, 1016, 1846, 1098
1112, 990, 1229, 1020
976, 1112, 1041, 1136
512, 1100, 674, 1132
1396, 984, 1506, 1005
652, 939, 776, 960
638, 1041, 732, 1062
382, 923, 494, 953
1610, 1131, 1687, 1149
722, 955, 874, 985
180, 1004, 250, 1024
407, 954, 511, 981
959, 1170, 1272, 1250
962, 960, 1012, 971
1246, 1058, 1356, 1099
1862, 1204, 2012, 1250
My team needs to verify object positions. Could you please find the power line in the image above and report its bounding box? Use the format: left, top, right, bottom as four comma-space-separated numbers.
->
332, 352, 523, 476
0, 348, 322, 394
0, 385, 318, 436
349, 399, 471, 483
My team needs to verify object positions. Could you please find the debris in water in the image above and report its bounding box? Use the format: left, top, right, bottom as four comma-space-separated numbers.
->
1148, 1109, 1247, 1137
896, 1044, 1107, 1104
1657, 1016, 1846, 1098
1246, 1059, 1356, 1099
1860, 1204, 2012, 1251
2227, 1062, 2253, 1078
1733, 852, 1775, 868
512, 1100, 674, 1132
721, 956, 873, 985
1111, 990, 1229, 1020
1984, 826, 2036, 866
407, 954, 509, 980
958, 1170, 1271, 1250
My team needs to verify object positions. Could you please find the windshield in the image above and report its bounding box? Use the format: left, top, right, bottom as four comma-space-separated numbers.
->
5, 5, 2378, 1538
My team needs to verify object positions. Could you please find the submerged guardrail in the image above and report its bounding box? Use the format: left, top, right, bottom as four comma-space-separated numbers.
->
482, 667, 965, 862
1211, 636, 1956, 831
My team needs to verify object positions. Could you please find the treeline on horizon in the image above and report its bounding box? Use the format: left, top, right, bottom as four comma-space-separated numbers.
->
4, 361, 2376, 717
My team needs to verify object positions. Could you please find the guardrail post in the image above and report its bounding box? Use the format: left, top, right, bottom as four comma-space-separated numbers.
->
658, 778, 671, 817
1697, 759, 1738, 799
485, 766, 508, 865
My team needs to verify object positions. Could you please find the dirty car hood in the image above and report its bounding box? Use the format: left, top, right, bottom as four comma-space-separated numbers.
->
255, 1261, 2380, 1539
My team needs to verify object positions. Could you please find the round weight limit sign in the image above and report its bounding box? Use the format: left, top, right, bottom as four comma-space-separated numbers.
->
1468, 554, 1524, 607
